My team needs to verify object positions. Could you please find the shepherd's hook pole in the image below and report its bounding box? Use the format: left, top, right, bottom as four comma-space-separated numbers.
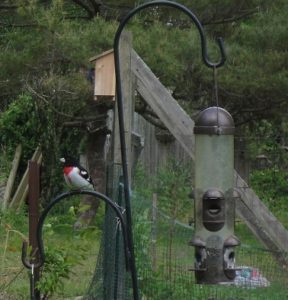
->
114, 1, 226, 299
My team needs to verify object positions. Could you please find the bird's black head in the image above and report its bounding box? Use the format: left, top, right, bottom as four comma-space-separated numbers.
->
59, 156, 79, 167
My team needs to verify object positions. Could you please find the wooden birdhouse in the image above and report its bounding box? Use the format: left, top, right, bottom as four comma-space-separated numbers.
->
90, 49, 115, 101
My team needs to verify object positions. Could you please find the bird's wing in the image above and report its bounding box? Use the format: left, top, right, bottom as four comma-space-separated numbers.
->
78, 167, 88, 179
78, 166, 93, 185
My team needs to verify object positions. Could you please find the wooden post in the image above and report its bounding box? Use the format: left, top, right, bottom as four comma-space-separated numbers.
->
113, 31, 134, 180
28, 160, 41, 300
9, 147, 42, 210
104, 31, 134, 300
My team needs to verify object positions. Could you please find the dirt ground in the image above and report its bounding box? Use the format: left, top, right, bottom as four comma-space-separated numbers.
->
0, 292, 19, 300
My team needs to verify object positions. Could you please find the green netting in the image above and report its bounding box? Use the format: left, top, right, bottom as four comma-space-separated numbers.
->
84, 165, 131, 300
85, 198, 128, 299
134, 194, 288, 300
84, 184, 288, 300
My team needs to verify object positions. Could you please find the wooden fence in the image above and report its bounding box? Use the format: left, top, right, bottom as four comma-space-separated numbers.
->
91, 32, 288, 265
132, 112, 191, 176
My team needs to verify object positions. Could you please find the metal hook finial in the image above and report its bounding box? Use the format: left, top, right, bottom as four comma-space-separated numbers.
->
114, 0, 226, 69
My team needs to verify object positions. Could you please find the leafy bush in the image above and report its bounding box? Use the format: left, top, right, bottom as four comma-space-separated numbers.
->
156, 159, 192, 221
250, 168, 288, 226
132, 161, 193, 297
36, 244, 86, 300
0, 94, 39, 161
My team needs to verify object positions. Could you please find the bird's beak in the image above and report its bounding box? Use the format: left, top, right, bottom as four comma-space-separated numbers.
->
60, 158, 65, 163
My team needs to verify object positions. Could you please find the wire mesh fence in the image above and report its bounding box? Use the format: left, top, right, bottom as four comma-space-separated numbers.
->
1, 180, 287, 299
2, 146, 288, 300
84, 188, 288, 300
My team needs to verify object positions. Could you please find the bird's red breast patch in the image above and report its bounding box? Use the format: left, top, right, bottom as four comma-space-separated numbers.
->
63, 166, 73, 175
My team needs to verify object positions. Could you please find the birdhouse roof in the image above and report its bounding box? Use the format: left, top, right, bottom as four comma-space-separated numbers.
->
89, 49, 114, 63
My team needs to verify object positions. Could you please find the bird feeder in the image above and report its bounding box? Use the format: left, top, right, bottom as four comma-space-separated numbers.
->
90, 49, 115, 101
190, 106, 240, 284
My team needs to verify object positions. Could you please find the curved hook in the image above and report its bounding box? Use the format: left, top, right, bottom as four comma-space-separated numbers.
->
21, 240, 42, 269
114, 0, 226, 69
35, 190, 131, 271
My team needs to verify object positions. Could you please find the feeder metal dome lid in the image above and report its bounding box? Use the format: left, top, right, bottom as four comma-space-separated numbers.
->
203, 188, 224, 200
194, 106, 235, 135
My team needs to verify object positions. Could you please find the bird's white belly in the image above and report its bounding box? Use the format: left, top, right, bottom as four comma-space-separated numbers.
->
65, 168, 93, 190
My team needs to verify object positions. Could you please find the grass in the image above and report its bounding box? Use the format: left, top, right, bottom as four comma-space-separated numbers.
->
42, 228, 100, 299
0, 201, 103, 299
0, 209, 28, 299
134, 209, 288, 300
1, 190, 288, 300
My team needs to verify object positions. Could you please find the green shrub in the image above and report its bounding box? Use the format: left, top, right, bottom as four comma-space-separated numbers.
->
36, 244, 85, 299
250, 168, 288, 226
0, 94, 39, 161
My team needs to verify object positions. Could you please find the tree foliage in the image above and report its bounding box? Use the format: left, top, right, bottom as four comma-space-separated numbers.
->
0, 1, 118, 200
0, 94, 39, 158
0, 0, 287, 199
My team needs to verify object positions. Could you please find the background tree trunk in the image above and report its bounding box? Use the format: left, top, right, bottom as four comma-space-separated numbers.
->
74, 128, 108, 228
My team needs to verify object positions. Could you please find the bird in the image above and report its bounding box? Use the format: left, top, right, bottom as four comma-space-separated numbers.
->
59, 156, 94, 190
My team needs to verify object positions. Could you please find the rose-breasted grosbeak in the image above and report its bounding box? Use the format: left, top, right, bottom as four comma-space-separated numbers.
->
60, 157, 94, 190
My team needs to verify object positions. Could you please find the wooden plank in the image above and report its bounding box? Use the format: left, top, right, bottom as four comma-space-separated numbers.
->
131, 49, 195, 159
120, 31, 134, 182
2, 144, 22, 211
9, 147, 42, 210
113, 31, 134, 181
131, 49, 288, 256
132, 112, 190, 177
131, 131, 144, 179
17, 152, 42, 212
236, 198, 288, 267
